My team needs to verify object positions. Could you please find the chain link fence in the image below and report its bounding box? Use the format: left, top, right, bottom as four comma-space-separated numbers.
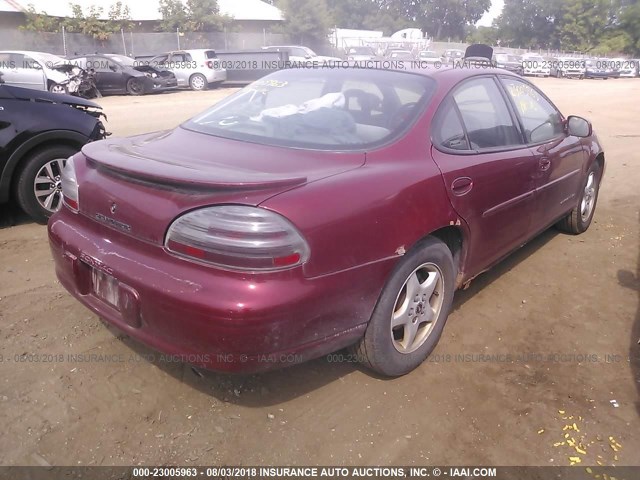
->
0, 28, 290, 58
0, 28, 588, 59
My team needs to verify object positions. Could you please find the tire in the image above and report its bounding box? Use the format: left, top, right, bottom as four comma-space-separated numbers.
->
556, 163, 601, 235
189, 73, 208, 91
126, 77, 145, 95
48, 82, 68, 94
354, 237, 456, 377
15, 145, 78, 224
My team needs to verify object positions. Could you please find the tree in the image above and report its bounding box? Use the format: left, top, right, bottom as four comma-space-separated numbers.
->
66, 4, 113, 41
158, 0, 190, 31
278, 0, 332, 46
619, 2, 640, 54
185, 0, 228, 31
157, 0, 229, 32
108, 1, 133, 31
466, 25, 500, 45
326, 0, 410, 35
493, 0, 561, 49
387, 0, 491, 40
557, 0, 613, 52
20, 5, 60, 32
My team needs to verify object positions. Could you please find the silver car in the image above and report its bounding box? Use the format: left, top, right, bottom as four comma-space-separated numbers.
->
0, 51, 81, 94
148, 49, 226, 90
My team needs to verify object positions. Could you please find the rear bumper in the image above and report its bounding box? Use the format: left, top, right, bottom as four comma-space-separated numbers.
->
204, 69, 227, 83
48, 208, 386, 372
563, 71, 585, 77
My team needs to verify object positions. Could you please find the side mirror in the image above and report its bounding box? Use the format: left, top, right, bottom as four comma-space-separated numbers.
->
567, 115, 592, 137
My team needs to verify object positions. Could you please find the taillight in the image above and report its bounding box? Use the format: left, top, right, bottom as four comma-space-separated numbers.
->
61, 156, 79, 212
165, 206, 310, 272
206, 60, 217, 69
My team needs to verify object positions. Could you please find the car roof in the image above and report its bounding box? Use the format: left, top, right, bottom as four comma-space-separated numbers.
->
0, 50, 65, 58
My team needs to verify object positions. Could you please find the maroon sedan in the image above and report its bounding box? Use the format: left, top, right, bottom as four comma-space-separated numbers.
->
48, 66, 604, 376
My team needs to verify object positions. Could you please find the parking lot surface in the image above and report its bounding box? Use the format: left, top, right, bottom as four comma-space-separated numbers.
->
0, 79, 639, 466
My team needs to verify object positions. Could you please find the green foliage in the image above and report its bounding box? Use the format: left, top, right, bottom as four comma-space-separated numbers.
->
619, 2, 640, 54
20, 5, 61, 32
466, 26, 500, 45
21, 2, 134, 40
66, 4, 113, 41
492, 0, 640, 55
557, 0, 612, 52
108, 1, 133, 31
278, 0, 332, 45
325, 0, 409, 35
405, 0, 492, 40
157, 0, 230, 32
493, 0, 561, 49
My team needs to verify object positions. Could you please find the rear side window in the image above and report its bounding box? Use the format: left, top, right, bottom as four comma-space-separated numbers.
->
205, 50, 218, 59
501, 77, 564, 144
452, 77, 522, 150
432, 98, 469, 151
171, 52, 193, 62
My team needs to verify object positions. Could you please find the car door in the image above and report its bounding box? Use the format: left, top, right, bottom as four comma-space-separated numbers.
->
500, 76, 586, 229
89, 56, 122, 93
430, 76, 538, 273
17, 54, 47, 90
1, 53, 46, 90
168, 52, 189, 86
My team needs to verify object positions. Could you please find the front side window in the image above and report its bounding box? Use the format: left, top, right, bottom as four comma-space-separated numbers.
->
501, 77, 563, 144
184, 69, 436, 150
451, 77, 522, 150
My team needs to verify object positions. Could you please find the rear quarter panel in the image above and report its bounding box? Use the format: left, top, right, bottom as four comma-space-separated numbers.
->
261, 130, 463, 279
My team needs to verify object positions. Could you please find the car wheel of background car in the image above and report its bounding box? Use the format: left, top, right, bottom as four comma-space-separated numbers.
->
556, 71, 562, 78
48, 82, 68, 94
15, 145, 77, 224
189, 73, 208, 91
556, 163, 601, 235
126, 78, 145, 95
354, 237, 455, 377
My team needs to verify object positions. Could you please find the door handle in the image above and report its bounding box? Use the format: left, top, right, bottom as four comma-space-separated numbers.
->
451, 177, 473, 196
539, 157, 551, 171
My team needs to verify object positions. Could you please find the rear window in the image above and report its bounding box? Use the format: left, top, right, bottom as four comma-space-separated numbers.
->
183, 68, 436, 150
204, 50, 217, 59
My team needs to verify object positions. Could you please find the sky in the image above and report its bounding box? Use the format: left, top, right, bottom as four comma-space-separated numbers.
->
476, 0, 505, 27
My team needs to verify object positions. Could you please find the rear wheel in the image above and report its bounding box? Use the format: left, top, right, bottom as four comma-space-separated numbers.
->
15, 145, 78, 224
354, 237, 455, 376
556, 163, 601, 234
189, 73, 208, 91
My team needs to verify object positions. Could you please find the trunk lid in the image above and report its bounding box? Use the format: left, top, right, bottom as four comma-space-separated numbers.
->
77, 127, 365, 244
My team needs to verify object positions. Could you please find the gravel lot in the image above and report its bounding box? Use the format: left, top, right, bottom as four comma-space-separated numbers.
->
0, 79, 639, 467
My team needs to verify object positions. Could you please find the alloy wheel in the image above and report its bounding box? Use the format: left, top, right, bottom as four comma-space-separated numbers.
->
33, 158, 66, 213
580, 171, 597, 222
390, 262, 445, 354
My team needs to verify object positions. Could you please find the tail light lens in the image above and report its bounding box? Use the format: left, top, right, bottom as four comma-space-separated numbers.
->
206, 60, 218, 69
165, 206, 310, 272
61, 156, 79, 212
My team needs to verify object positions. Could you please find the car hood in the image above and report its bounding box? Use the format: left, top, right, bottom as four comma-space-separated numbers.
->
0, 84, 101, 108
78, 128, 366, 244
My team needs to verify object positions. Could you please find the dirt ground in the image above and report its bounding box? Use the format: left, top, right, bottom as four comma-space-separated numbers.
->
0, 78, 639, 468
